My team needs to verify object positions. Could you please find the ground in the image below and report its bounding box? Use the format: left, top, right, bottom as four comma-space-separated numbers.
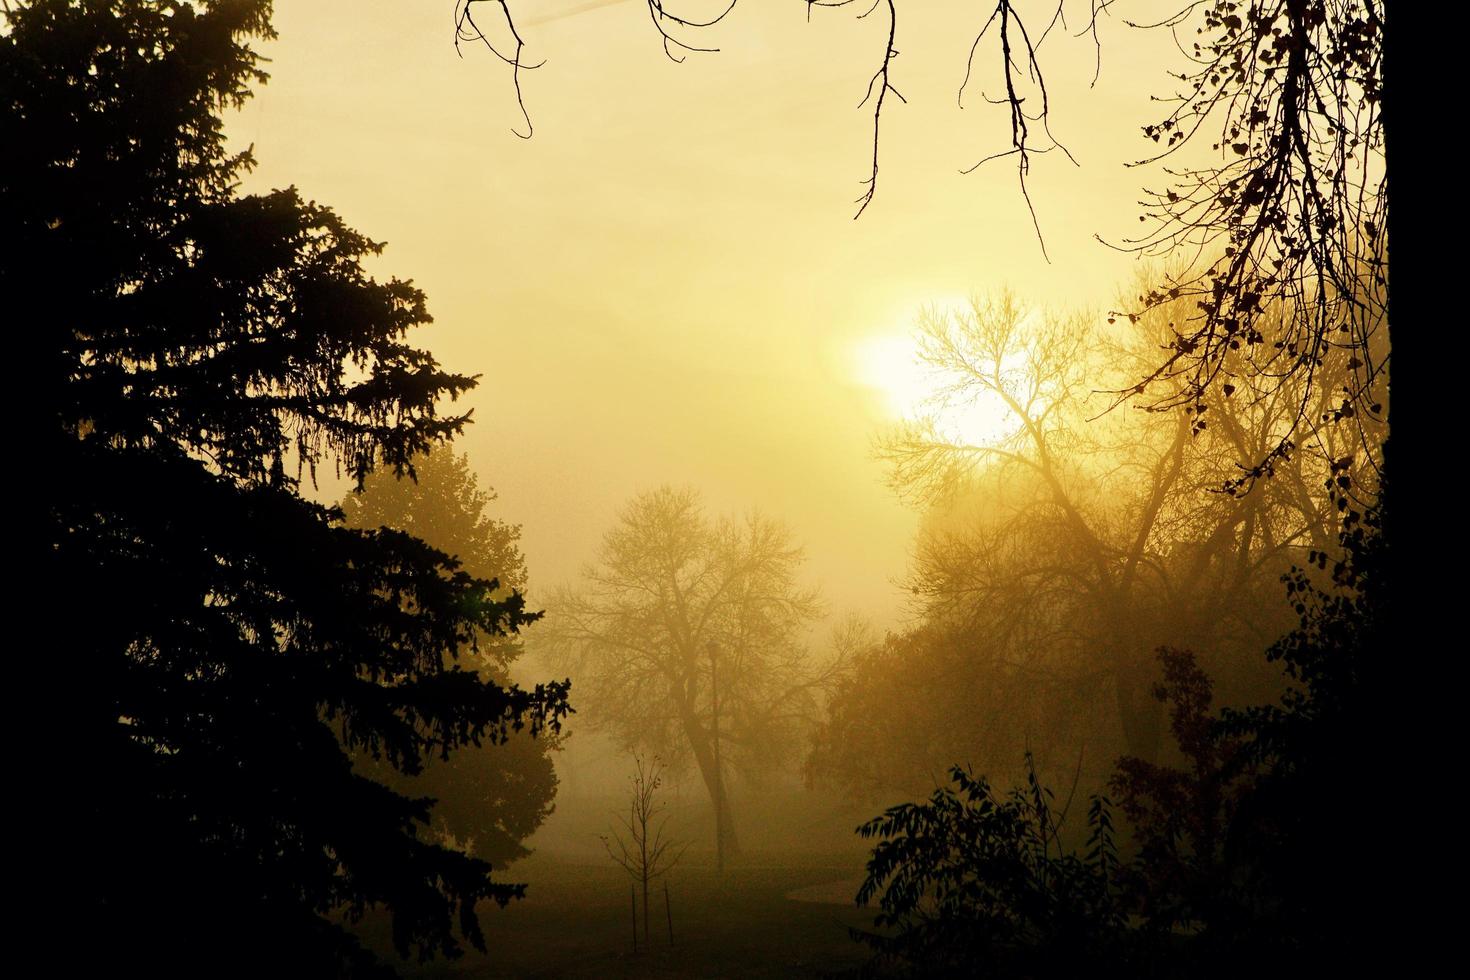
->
356, 855, 876, 978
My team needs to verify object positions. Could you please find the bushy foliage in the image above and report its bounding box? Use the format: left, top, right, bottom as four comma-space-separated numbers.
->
854, 756, 1125, 977
1109, 650, 1256, 938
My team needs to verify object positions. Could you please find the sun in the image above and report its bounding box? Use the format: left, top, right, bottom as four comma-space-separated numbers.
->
852, 332, 1024, 448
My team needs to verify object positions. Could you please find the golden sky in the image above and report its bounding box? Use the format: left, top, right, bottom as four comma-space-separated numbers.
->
230, 0, 1183, 633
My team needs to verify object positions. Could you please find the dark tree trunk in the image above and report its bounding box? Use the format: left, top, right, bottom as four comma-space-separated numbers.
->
1114, 657, 1164, 762
681, 705, 741, 861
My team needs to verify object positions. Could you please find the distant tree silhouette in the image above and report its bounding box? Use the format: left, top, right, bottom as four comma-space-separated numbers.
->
11, 2, 568, 974
538, 485, 836, 863
342, 449, 561, 871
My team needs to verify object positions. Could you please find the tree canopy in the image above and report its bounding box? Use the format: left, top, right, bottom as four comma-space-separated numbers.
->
849, 483, 1390, 974
538, 485, 832, 859
343, 448, 533, 673
13, 1, 568, 972
810, 286, 1375, 797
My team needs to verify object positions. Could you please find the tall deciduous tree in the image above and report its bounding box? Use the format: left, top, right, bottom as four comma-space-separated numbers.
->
341, 449, 561, 870
539, 486, 830, 862
11, 1, 568, 973
810, 288, 1372, 795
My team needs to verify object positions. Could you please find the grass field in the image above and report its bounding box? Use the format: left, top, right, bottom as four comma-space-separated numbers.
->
357, 855, 879, 979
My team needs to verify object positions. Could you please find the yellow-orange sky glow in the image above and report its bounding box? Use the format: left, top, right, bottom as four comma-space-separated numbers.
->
229, 0, 1186, 637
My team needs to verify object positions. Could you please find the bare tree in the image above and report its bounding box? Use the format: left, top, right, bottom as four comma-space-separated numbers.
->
870, 287, 1373, 762
602, 756, 688, 946
539, 485, 835, 860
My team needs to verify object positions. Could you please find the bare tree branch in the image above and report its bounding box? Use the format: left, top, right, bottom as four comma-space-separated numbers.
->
454, 2, 1387, 489
1098, 2, 1386, 493
456, 0, 545, 138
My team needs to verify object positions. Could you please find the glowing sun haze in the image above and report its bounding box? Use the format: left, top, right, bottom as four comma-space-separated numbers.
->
227, 0, 1184, 634
852, 331, 1027, 449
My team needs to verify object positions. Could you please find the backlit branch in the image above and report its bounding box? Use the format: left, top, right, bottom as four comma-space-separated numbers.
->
647, 0, 740, 62
453, 1, 1387, 487
456, 2, 1082, 229
455, 0, 543, 138
959, 1, 1078, 260
848, 0, 903, 218
1099, 1, 1386, 493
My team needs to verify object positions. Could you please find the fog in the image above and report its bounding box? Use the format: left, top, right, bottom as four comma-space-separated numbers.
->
31, 0, 1392, 976
230, 2, 1191, 619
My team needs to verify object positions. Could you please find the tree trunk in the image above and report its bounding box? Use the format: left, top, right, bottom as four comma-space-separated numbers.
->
1104, 603, 1164, 762
640, 818, 650, 944
1114, 657, 1164, 762
641, 872, 649, 946
680, 705, 741, 860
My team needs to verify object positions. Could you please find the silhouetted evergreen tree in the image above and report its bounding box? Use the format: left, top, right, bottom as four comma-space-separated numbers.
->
7, 1, 568, 974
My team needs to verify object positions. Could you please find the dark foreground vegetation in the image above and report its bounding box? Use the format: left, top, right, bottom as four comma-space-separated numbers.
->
851, 478, 1389, 977
20, 1, 1397, 977
17, 2, 567, 974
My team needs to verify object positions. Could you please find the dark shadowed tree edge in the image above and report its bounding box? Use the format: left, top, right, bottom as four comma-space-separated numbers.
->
341, 448, 563, 871
11, 2, 569, 974
853, 468, 1391, 975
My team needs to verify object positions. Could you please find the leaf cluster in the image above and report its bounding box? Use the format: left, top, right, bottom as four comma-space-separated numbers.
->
1117, 1, 1386, 485
853, 754, 1126, 977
